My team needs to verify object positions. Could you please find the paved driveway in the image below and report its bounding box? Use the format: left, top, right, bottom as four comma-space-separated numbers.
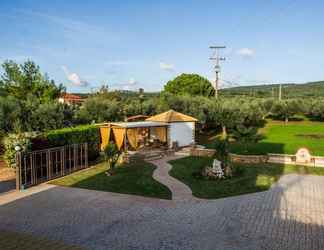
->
0, 180, 15, 194
0, 174, 324, 250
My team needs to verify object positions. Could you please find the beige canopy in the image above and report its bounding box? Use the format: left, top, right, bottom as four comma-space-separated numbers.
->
98, 121, 168, 151
146, 110, 197, 123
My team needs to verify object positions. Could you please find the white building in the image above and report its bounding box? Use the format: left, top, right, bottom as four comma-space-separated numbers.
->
146, 110, 197, 148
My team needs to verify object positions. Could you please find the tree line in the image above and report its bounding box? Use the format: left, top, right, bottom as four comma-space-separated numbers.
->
1, 61, 324, 140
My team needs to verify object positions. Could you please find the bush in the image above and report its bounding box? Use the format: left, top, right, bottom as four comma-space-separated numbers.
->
103, 142, 121, 175
45, 125, 100, 160
0, 130, 5, 154
3, 132, 37, 167
75, 97, 122, 123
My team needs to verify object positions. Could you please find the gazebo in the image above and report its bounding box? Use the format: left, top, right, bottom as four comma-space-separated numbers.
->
98, 110, 198, 151
99, 121, 169, 151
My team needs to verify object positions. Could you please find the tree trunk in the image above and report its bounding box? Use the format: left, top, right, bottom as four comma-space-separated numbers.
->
285, 117, 288, 124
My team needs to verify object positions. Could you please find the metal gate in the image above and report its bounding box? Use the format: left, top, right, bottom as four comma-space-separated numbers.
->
16, 143, 88, 190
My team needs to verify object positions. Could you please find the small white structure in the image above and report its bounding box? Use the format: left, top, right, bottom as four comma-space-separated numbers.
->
146, 110, 197, 148
212, 159, 225, 178
295, 148, 312, 164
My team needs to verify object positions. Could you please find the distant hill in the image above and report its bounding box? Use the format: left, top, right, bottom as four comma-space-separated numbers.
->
220, 81, 324, 98
71, 81, 324, 99
72, 90, 160, 99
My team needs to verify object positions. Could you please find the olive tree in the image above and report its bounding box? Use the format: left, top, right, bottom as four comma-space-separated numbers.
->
210, 99, 241, 138
308, 100, 324, 120
75, 96, 122, 123
271, 99, 302, 123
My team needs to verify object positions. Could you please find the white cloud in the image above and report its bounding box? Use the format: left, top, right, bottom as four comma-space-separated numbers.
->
128, 78, 137, 85
61, 66, 89, 87
237, 48, 255, 58
121, 78, 137, 90
160, 62, 175, 72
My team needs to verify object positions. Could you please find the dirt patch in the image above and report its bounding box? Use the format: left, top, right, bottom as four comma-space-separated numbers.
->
295, 134, 324, 139
0, 158, 6, 168
0, 160, 15, 181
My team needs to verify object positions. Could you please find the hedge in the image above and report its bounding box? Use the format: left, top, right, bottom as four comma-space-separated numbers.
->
33, 125, 100, 161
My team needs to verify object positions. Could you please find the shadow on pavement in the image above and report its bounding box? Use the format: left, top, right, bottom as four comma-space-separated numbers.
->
0, 179, 15, 194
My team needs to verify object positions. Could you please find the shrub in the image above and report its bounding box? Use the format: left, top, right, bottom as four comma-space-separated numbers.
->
103, 142, 121, 175
3, 132, 37, 167
0, 130, 5, 154
75, 97, 122, 123
45, 125, 100, 160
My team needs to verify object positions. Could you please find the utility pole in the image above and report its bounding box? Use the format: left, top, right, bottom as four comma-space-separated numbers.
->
209, 46, 226, 99
271, 87, 274, 98
279, 84, 282, 101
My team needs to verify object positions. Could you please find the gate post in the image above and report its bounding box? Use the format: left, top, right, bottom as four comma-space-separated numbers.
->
61, 146, 65, 176
15, 152, 21, 190
85, 143, 88, 168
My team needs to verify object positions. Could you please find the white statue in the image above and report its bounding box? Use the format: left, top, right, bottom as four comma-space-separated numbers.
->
212, 159, 225, 179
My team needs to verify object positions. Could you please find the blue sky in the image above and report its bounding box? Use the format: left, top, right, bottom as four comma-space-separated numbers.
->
1, 0, 324, 93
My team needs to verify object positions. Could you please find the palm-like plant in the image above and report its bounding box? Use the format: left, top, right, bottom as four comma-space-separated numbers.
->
104, 142, 121, 175
231, 125, 259, 153
213, 137, 232, 177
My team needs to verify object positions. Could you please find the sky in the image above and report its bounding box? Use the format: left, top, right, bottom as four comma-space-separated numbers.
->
1, 0, 324, 93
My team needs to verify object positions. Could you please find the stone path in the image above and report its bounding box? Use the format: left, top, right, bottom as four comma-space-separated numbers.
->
148, 155, 196, 201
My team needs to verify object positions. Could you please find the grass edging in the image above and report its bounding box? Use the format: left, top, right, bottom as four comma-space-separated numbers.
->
50, 159, 172, 200
169, 156, 324, 199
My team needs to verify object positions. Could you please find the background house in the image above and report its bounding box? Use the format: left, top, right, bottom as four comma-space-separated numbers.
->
58, 93, 84, 105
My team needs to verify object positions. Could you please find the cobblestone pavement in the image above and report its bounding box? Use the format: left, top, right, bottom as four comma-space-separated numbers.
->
149, 155, 197, 201
0, 174, 324, 249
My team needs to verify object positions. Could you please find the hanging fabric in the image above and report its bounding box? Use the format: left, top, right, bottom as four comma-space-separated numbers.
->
126, 128, 139, 150
154, 127, 167, 142
100, 126, 111, 150
112, 127, 126, 150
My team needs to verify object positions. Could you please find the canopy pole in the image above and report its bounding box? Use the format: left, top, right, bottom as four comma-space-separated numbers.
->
124, 129, 127, 152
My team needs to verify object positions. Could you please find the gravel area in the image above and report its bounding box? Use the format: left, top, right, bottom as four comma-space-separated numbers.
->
0, 173, 324, 249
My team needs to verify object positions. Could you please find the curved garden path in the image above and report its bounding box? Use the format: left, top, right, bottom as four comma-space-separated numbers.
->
148, 155, 198, 201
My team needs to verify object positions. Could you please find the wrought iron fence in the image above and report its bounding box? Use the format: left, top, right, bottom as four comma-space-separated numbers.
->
16, 143, 88, 190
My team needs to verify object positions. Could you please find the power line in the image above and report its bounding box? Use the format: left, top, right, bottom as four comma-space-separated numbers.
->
209, 46, 226, 99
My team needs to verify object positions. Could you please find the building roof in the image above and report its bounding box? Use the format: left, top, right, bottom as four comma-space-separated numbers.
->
62, 93, 82, 100
126, 114, 150, 122
146, 110, 197, 122
110, 121, 168, 128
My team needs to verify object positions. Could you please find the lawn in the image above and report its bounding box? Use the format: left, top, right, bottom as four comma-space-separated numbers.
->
169, 156, 324, 199
50, 159, 172, 199
200, 121, 324, 156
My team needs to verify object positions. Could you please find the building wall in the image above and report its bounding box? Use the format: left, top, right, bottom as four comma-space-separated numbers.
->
169, 122, 195, 147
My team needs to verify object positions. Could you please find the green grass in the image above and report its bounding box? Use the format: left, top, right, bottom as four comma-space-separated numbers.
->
169, 156, 324, 199
199, 120, 324, 156
50, 160, 172, 199
230, 121, 324, 155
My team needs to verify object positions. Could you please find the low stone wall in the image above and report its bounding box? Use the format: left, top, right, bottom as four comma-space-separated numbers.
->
229, 153, 268, 164
267, 154, 295, 164
190, 148, 216, 157
229, 153, 324, 167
